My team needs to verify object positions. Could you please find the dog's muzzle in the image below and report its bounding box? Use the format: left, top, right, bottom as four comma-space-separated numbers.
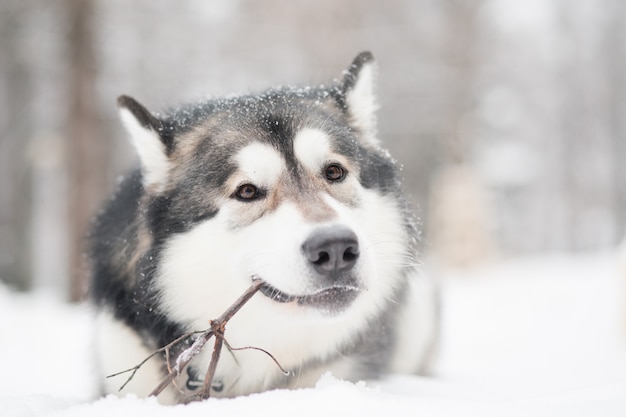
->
257, 226, 362, 313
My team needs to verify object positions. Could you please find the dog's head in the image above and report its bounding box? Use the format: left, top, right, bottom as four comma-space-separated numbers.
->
118, 52, 417, 332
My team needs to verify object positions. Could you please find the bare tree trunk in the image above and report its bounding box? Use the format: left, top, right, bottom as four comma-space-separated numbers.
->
606, 1, 626, 241
440, 0, 483, 164
65, 0, 109, 301
0, 2, 34, 291
426, 1, 495, 268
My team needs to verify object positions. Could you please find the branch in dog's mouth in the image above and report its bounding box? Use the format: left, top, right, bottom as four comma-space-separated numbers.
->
108, 277, 363, 402
107, 277, 288, 402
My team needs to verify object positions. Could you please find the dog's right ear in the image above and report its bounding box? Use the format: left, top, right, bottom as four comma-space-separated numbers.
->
117, 95, 170, 192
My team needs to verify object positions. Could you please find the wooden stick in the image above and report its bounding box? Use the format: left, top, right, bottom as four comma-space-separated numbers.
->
109, 278, 272, 402
214, 277, 265, 324
200, 329, 224, 399
149, 278, 265, 398
149, 329, 214, 397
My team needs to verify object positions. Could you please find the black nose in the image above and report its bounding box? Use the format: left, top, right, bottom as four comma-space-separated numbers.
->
302, 226, 360, 278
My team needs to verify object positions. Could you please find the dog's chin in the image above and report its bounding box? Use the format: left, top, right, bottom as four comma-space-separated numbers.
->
257, 280, 361, 315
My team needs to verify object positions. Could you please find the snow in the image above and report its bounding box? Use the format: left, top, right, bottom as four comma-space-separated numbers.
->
2, 251, 626, 417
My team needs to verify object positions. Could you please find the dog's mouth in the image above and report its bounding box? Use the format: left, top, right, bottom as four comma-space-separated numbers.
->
257, 281, 362, 312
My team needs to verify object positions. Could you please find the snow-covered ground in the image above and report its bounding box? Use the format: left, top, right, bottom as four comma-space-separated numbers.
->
2, 251, 626, 417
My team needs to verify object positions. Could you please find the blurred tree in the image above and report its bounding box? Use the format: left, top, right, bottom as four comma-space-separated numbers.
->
605, 0, 626, 240
554, 2, 622, 251
65, 0, 110, 301
439, 0, 484, 164
426, 0, 496, 268
0, 2, 34, 291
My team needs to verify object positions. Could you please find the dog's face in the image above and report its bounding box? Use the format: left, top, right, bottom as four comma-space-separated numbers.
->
118, 53, 415, 365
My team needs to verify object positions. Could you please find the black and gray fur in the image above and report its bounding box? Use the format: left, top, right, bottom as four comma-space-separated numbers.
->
89, 52, 437, 402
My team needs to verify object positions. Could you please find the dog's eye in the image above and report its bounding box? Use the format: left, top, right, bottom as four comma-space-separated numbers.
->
235, 183, 260, 201
325, 163, 346, 182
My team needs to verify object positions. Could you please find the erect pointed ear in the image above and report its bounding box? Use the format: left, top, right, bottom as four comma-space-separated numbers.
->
340, 51, 379, 146
117, 95, 170, 192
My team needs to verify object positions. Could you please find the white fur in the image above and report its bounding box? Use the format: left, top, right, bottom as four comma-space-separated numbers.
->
119, 108, 170, 191
293, 128, 331, 172
389, 270, 439, 374
152, 159, 413, 396
95, 309, 177, 404
235, 142, 285, 187
346, 63, 379, 146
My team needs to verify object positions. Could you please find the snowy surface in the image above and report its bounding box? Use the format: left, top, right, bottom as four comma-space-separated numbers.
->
2, 251, 626, 417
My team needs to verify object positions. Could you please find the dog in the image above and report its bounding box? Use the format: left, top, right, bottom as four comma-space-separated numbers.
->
90, 52, 438, 404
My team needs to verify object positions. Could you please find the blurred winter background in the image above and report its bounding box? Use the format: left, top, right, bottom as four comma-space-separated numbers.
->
1, 0, 626, 416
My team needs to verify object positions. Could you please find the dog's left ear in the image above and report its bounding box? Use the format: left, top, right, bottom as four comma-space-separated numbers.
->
340, 51, 379, 146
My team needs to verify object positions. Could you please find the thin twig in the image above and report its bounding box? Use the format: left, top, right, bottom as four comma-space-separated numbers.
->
107, 329, 205, 391
200, 325, 225, 399
108, 278, 274, 402
214, 277, 265, 324
149, 329, 214, 397
106, 350, 162, 391
197, 277, 266, 399
223, 339, 290, 376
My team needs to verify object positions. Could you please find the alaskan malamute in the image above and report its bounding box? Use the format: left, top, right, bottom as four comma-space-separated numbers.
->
90, 52, 438, 404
